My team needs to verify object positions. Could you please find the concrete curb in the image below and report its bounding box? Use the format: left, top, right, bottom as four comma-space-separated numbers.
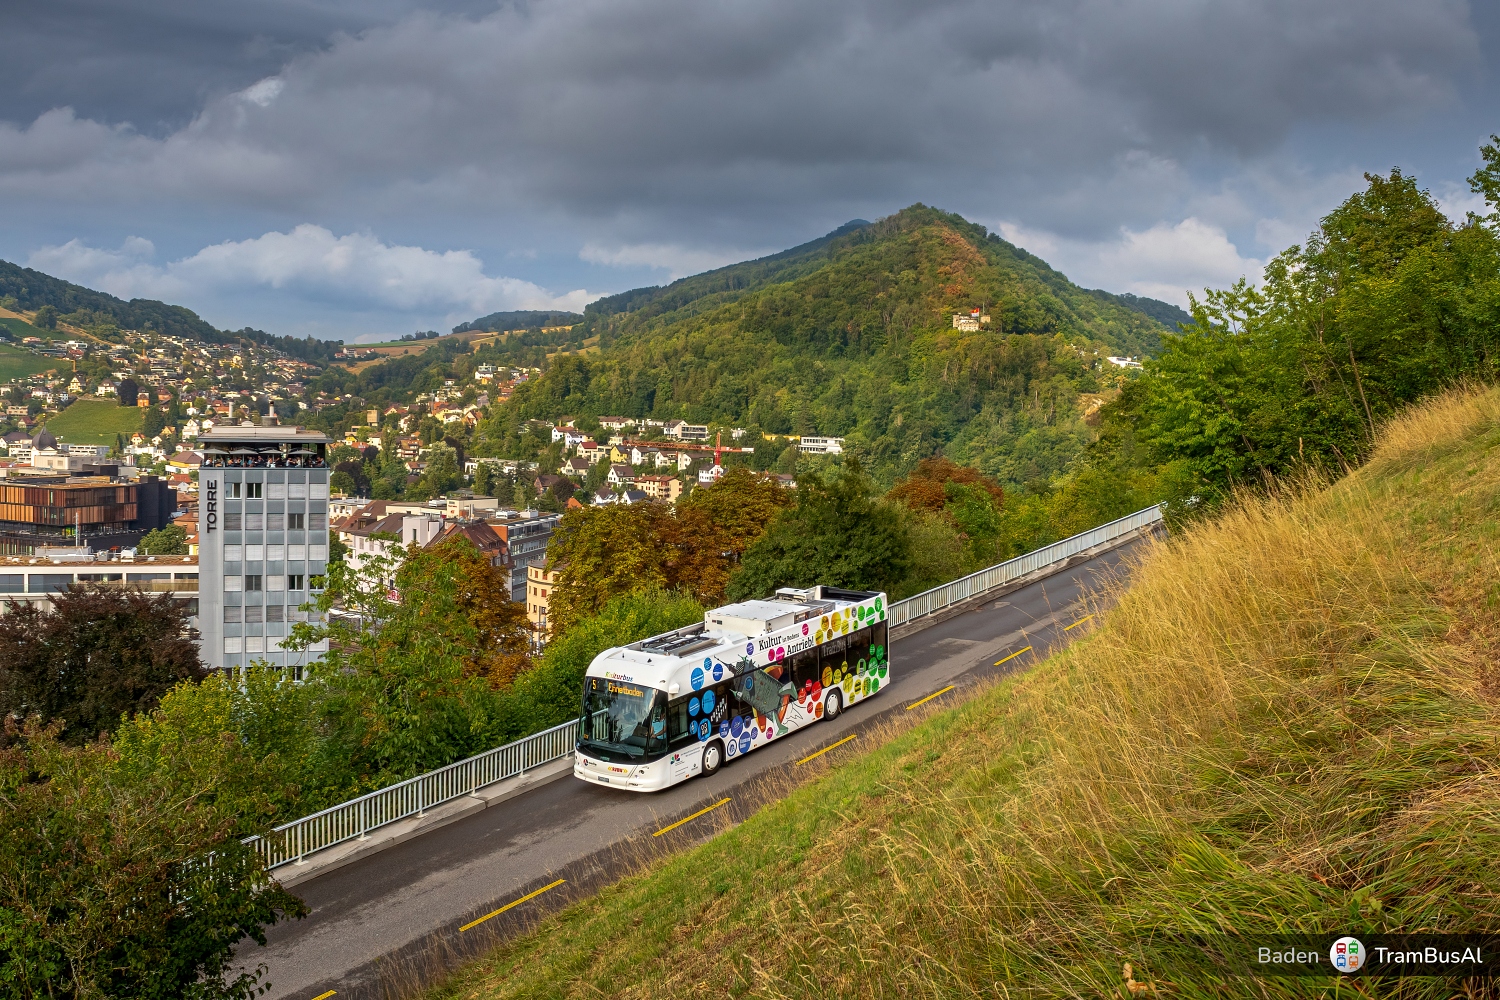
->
889, 522, 1162, 643
272, 756, 577, 889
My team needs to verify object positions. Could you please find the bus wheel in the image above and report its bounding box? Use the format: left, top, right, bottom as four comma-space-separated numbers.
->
702, 740, 725, 776
824, 688, 843, 720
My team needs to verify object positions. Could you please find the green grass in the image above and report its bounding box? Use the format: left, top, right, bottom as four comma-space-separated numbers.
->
0, 341, 58, 381
43, 397, 143, 446
426, 385, 1500, 1000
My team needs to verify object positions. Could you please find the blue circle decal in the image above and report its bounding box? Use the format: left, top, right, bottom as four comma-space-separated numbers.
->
719, 719, 730, 738
702, 690, 716, 715
690, 666, 704, 691
739, 734, 752, 754
726, 739, 738, 757
745, 642, 754, 655
697, 719, 710, 741
712, 662, 723, 681
730, 715, 744, 738
688, 696, 700, 717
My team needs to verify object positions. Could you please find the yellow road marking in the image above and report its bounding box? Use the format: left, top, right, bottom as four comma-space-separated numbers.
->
1063, 614, 1095, 631
310, 993, 337, 1000
653, 797, 732, 837
459, 879, 566, 932
993, 645, 1033, 666
905, 685, 956, 711
796, 733, 857, 765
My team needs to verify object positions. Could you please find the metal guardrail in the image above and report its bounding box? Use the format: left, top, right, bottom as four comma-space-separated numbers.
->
248, 504, 1162, 870
245, 717, 577, 870
887, 504, 1162, 627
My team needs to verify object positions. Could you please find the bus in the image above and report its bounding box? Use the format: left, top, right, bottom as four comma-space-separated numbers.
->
574, 586, 890, 791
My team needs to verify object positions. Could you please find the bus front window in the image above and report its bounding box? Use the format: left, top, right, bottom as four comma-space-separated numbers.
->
580, 677, 666, 761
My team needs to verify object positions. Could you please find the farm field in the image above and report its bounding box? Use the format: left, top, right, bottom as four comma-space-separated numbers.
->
0, 340, 57, 381
43, 397, 143, 446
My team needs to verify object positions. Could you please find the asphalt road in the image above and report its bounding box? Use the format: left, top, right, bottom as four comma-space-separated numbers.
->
240, 537, 1150, 1000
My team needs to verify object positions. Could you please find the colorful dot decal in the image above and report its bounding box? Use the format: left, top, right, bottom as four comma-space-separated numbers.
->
688, 696, 700, 717
730, 715, 744, 738
739, 734, 752, 754
712, 662, 723, 681
690, 666, 704, 690
702, 689, 716, 715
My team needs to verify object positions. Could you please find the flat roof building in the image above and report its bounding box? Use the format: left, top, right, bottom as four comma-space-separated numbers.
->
197, 426, 331, 672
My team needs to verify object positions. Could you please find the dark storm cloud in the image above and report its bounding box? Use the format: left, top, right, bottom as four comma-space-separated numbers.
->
0, 0, 1476, 246
0, 0, 499, 133
0, 0, 1486, 336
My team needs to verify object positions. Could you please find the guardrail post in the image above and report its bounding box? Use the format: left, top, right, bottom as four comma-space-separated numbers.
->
358, 798, 369, 841
417, 781, 426, 818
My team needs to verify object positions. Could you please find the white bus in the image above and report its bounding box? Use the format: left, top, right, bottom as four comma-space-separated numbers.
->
574, 586, 890, 791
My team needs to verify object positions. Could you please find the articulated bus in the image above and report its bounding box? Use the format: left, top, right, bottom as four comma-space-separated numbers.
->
574, 586, 890, 791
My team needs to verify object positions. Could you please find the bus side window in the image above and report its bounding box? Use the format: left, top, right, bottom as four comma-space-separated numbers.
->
790, 646, 819, 692
819, 635, 847, 683
665, 697, 696, 749
850, 626, 871, 668
869, 620, 888, 660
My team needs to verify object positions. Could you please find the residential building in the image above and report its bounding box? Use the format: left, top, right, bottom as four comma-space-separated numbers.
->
562, 457, 592, 477
489, 510, 561, 600
1106, 356, 1143, 369
637, 474, 683, 502
0, 552, 199, 617
445, 495, 499, 519
196, 426, 331, 672
597, 416, 634, 431
798, 436, 845, 455
663, 420, 709, 441
607, 463, 635, 487
525, 562, 559, 635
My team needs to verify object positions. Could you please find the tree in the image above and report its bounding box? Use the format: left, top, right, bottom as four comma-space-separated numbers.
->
421, 442, 461, 496
544, 469, 791, 630
136, 524, 188, 555
728, 458, 912, 600
116, 378, 139, 408
330, 469, 357, 496
0, 717, 308, 1000
32, 305, 57, 330
142, 405, 166, 439
0, 585, 204, 742
473, 461, 494, 496
398, 536, 534, 690
672, 467, 790, 603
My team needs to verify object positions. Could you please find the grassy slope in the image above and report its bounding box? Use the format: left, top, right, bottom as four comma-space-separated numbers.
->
433, 385, 1500, 999
0, 341, 57, 381
44, 398, 143, 445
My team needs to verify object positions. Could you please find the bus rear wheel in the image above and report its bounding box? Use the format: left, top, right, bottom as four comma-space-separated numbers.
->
824, 688, 843, 720
702, 739, 724, 776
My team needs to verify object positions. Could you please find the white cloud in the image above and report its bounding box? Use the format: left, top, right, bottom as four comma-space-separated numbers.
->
999, 217, 1263, 307
579, 242, 772, 279
27, 226, 590, 326
240, 78, 285, 108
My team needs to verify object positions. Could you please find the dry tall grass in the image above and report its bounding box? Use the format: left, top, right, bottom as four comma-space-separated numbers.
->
432, 386, 1500, 1000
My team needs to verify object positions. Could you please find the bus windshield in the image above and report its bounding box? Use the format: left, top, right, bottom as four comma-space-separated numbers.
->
579, 676, 666, 761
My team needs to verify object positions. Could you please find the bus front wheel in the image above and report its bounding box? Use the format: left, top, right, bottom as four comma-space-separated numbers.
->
824, 688, 843, 720
702, 740, 724, 776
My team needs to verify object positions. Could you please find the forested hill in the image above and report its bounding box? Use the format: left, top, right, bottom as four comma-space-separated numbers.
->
0, 259, 342, 363
490, 205, 1178, 486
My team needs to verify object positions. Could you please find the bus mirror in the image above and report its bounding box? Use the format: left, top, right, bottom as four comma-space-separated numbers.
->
668, 683, 679, 697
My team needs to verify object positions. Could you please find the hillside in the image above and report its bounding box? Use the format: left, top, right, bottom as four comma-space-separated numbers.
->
432, 384, 1500, 999
487, 206, 1178, 486
452, 310, 585, 335
0, 259, 342, 363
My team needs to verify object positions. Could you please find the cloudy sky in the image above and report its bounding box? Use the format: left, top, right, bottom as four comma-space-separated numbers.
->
2, 0, 1497, 342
